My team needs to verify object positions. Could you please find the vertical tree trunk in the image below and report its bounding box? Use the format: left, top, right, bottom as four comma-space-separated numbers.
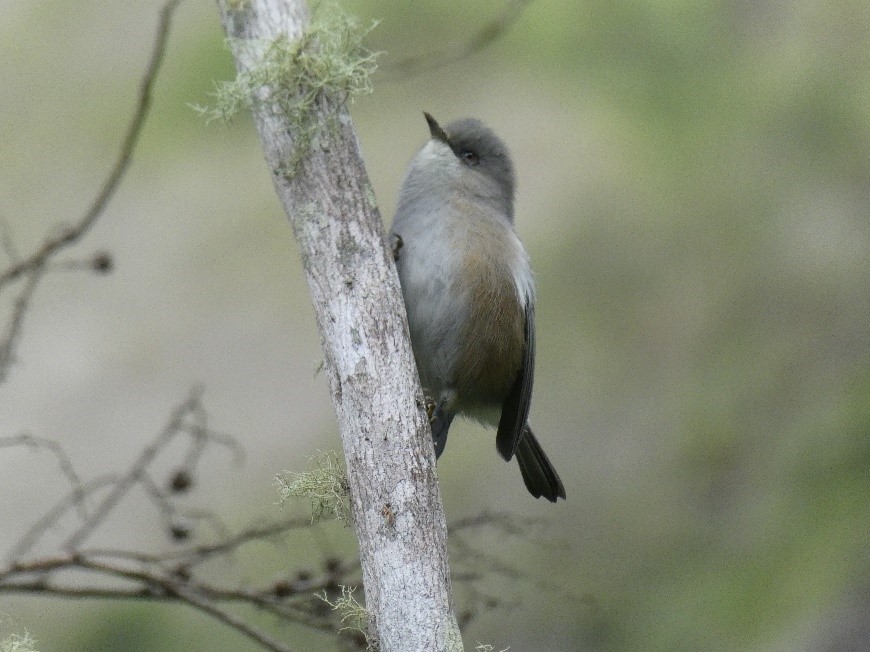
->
214, 1, 462, 649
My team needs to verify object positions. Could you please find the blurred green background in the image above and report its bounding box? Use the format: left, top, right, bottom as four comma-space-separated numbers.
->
1, 0, 868, 650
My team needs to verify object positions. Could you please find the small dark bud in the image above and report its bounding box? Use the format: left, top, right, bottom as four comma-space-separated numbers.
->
173, 565, 191, 581
296, 570, 313, 582
91, 251, 113, 274
169, 469, 193, 493
324, 556, 342, 573
273, 580, 293, 598
169, 518, 193, 541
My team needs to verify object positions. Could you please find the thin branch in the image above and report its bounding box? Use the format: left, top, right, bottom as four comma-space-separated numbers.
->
5, 476, 118, 564
180, 409, 246, 469
0, 548, 347, 642
0, 578, 334, 628
3, 554, 300, 652
0, 269, 44, 382
5, 529, 356, 602
0, 0, 183, 289
0, 581, 337, 632
0, 217, 19, 262
83, 516, 315, 565
173, 585, 297, 652
382, 0, 532, 80
62, 386, 204, 550
0, 0, 183, 386
0, 433, 88, 516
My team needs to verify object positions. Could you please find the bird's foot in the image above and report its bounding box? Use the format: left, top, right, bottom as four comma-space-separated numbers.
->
389, 233, 403, 261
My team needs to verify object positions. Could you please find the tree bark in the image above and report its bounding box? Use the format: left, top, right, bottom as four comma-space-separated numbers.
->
214, 1, 462, 650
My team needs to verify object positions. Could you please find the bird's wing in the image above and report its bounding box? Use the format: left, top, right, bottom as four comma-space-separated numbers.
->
496, 301, 535, 461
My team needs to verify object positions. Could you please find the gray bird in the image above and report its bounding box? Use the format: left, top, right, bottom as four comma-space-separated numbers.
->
390, 113, 566, 502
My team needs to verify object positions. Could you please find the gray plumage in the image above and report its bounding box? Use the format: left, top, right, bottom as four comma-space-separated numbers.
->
390, 113, 565, 502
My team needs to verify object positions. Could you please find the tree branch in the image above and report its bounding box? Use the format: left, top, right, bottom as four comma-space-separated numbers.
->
214, 1, 461, 649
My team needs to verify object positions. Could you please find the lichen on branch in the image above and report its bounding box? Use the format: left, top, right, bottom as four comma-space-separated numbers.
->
276, 450, 351, 524
1, 633, 39, 652
197, 6, 379, 174
317, 585, 373, 647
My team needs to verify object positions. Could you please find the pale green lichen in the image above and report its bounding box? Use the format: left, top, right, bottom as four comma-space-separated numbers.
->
1, 633, 39, 652
363, 181, 379, 212
276, 450, 351, 525
197, 5, 379, 177
474, 643, 510, 652
318, 585, 374, 647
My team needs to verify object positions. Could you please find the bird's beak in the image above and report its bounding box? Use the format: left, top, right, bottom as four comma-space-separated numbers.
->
424, 112, 451, 145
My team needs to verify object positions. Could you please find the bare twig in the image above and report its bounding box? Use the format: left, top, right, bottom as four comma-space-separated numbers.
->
0, 269, 44, 382
0, 553, 324, 652
448, 510, 543, 536
102, 516, 315, 565
0, 218, 19, 262
62, 386, 204, 550
0, 0, 183, 290
172, 586, 296, 652
179, 402, 246, 469
0, 433, 87, 517
3, 525, 355, 608
76, 557, 307, 652
5, 476, 118, 564
0, 0, 184, 385
382, 0, 533, 80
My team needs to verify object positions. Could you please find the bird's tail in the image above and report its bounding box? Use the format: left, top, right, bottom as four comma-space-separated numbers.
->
515, 426, 566, 502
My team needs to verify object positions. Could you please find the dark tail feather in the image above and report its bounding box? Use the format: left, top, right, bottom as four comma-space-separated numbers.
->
431, 406, 454, 459
515, 427, 566, 502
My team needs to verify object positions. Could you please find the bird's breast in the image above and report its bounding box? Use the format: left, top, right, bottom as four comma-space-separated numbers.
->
452, 215, 529, 407
392, 200, 533, 413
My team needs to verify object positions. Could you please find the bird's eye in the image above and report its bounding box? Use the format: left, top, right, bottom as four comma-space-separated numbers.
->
460, 150, 479, 166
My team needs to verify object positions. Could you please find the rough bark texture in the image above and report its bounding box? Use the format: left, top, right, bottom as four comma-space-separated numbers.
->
215, 1, 462, 650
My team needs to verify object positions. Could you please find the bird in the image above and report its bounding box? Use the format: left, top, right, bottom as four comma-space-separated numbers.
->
389, 112, 566, 502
